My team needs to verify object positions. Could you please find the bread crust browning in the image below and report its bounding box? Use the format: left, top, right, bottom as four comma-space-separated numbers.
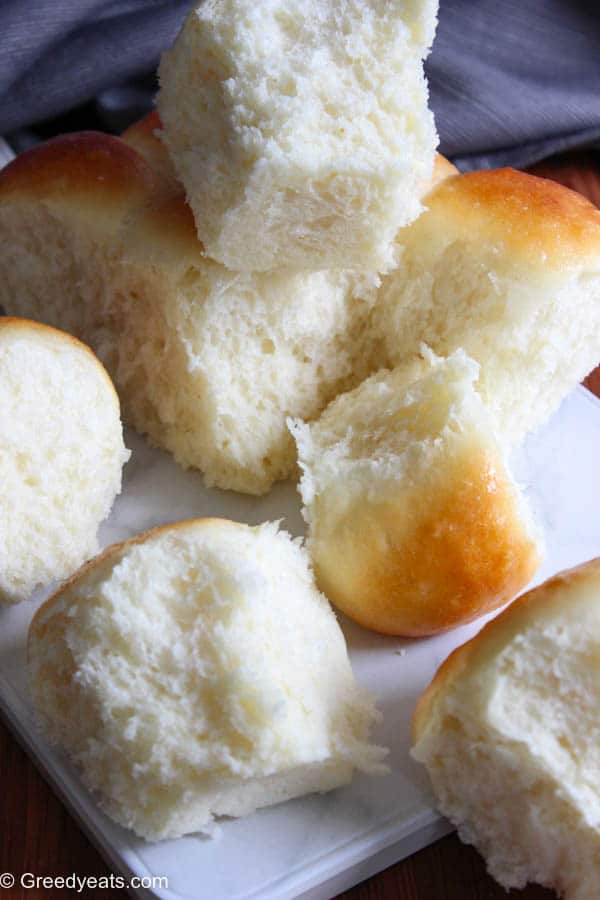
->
121, 190, 203, 261
0, 131, 157, 209
426, 167, 600, 263
312, 445, 541, 638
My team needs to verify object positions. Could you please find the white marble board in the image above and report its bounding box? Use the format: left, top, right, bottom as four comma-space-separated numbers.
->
2, 385, 600, 900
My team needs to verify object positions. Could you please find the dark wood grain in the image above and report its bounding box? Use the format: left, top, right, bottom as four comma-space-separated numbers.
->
1, 152, 599, 900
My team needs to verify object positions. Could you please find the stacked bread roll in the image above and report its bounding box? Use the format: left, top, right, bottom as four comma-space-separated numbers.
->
0, 0, 597, 878
1, 0, 600, 637
3, 127, 600, 499
0, 0, 445, 495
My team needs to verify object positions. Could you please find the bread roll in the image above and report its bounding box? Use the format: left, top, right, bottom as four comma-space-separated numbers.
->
0, 318, 129, 604
290, 348, 542, 636
372, 168, 600, 447
28, 519, 386, 840
0, 130, 385, 494
412, 557, 600, 900
158, 0, 438, 272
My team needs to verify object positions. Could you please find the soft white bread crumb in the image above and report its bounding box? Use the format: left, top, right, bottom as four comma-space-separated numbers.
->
412, 557, 600, 900
114, 194, 381, 493
0, 318, 129, 604
28, 519, 387, 840
372, 168, 600, 447
290, 348, 542, 636
158, 0, 438, 272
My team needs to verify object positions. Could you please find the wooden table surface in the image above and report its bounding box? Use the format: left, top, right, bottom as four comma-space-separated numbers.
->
1, 151, 599, 900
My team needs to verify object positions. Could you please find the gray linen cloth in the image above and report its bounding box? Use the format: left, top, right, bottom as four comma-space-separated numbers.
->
0, 0, 599, 169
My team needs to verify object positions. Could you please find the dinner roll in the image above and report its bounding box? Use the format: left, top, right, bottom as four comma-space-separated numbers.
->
372, 168, 600, 447
412, 557, 600, 900
0, 131, 384, 494
290, 348, 542, 636
28, 519, 386, 840
158, 0, 438, 272
0, 318, 129, 604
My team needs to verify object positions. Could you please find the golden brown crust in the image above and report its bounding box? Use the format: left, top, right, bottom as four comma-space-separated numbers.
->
0, 131, 157, 208
425, 167, 600, 263
121, 112, 180, 193
412, 555, 600, 743
312, 445, 541, 638
0, 316, 120, 404
28, 517, 245, 652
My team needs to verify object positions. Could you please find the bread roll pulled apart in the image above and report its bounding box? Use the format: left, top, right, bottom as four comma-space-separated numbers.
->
28, 519, 387, 841
290, 348, 542, 636
0, 318, 129, 605
412, 557, 600, 900
158, 0, 438, 272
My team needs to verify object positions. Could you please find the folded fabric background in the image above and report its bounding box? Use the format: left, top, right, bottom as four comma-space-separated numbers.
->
0, 0, 599, 170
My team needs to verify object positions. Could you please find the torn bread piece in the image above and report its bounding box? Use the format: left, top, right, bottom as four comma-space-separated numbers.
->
412, 557, 600, 900
158, 0, 439, 272
29, 518, 387, 840
290, 348, 542, 636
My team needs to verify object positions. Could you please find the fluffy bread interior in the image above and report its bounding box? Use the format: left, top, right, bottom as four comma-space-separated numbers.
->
112, 194, 382, 493
158, 0, 438, 271
412, 558, 600, 900
28, 519, 387, 840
